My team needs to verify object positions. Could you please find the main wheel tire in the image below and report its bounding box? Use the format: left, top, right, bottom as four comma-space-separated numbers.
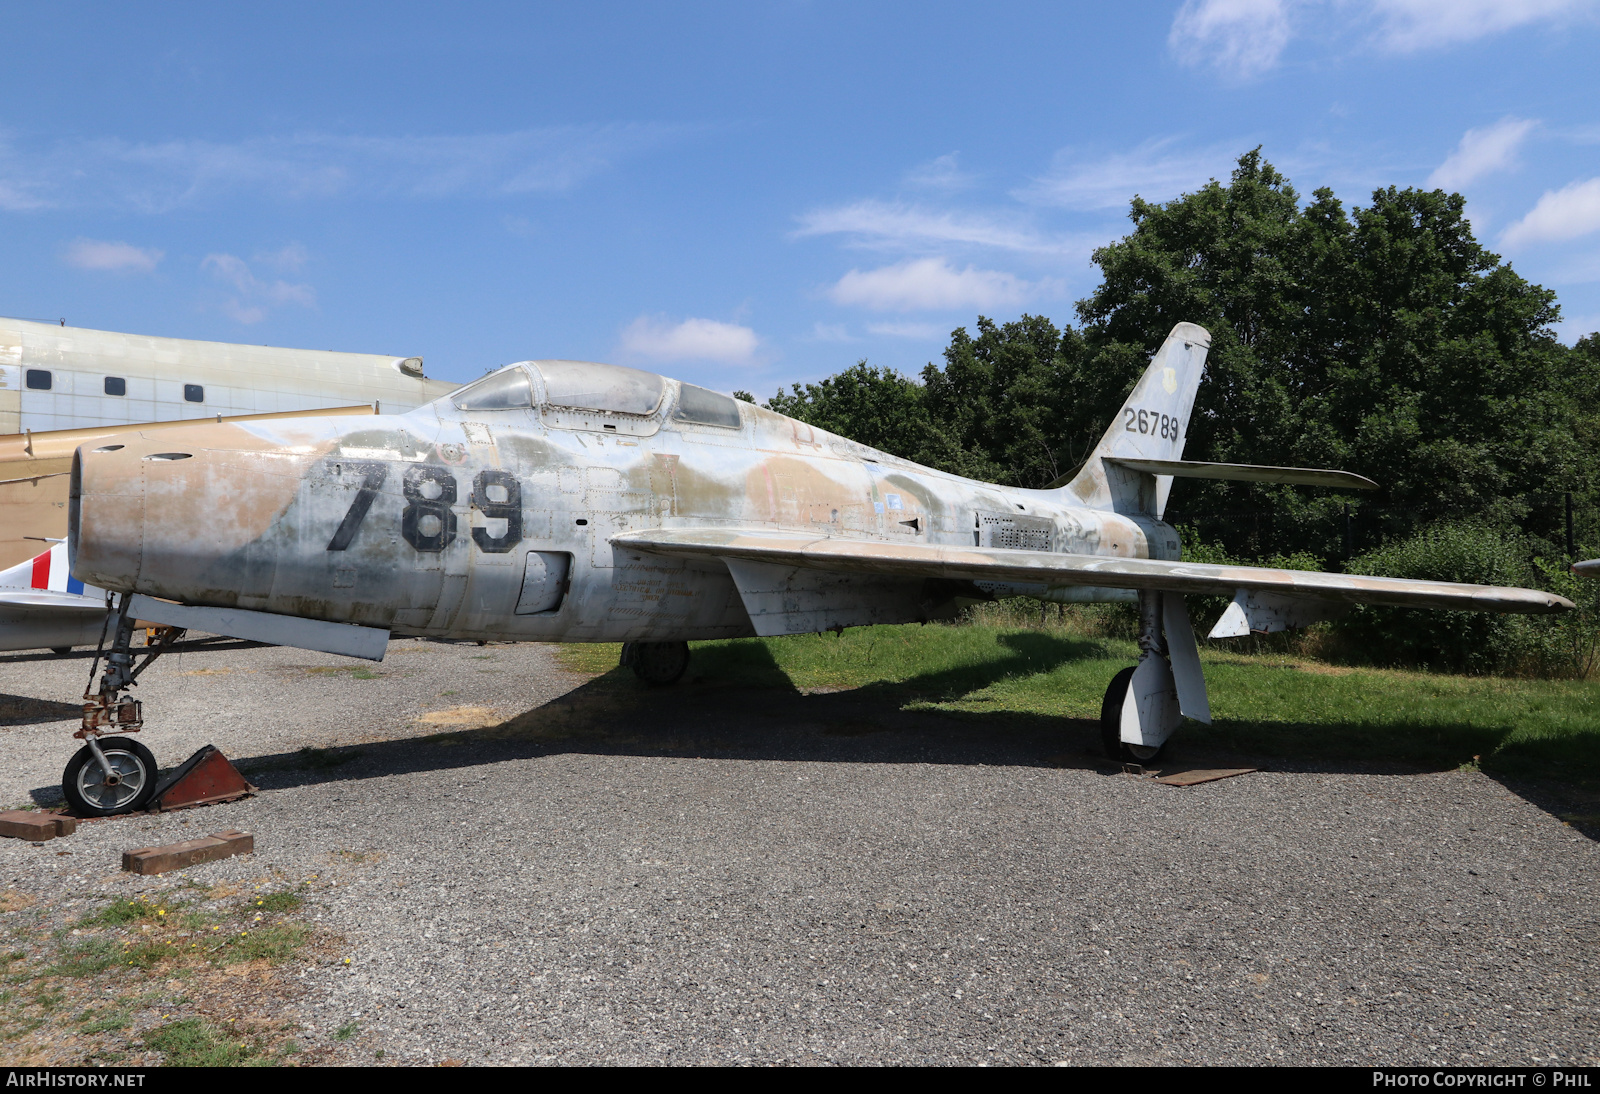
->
1099, 665, 1165, 764
628, 641, 690, 687
61, 737, 158, 817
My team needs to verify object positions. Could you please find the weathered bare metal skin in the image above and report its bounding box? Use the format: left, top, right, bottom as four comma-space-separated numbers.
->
70, 328, 1572, 645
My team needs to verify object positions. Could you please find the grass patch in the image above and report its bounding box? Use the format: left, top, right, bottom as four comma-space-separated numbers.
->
551, 643, 625, 675
75, 897, 164, 929
554, 622, 1600, 782
334, 1021, 358, 1041
253, 891, 303, 914
79, 1006, 130, 1034
48, 938, 120, 977
217, 923, 311, 965
143, 1017, 276, 1067
0, 877, 329, 1064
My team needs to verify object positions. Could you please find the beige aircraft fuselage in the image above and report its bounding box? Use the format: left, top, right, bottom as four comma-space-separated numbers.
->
69, 365, 1173, 644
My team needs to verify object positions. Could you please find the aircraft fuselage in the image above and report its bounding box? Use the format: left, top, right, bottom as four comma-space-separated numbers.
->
70, 363, 1180, 643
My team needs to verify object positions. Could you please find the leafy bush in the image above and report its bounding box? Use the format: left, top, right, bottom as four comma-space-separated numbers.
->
1333, 521, 1596, 676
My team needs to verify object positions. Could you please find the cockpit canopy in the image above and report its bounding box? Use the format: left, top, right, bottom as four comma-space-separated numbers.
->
451, 366, 533, 411
450, 360, 742, 432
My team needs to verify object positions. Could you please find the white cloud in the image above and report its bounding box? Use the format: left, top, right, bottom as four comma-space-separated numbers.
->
1370, 0, 1593, 51
866, 321, 947, 340
1427, 118, 1537, 190
793, 200, 1074, 256
903, 153, 974, 191
1554, 313, 1600, 345
202, 253, 315, 324
618, 316, 761, 365
827, 258, 1046, 312
808, 322, 855, 343
1501, 178, 1600, 248
1019, 140, 1238, 211
1169, 0, 1295, 78
62, 238, 163, 272
0, 124, 681, 214
255, 241, 308, 273
1169, 0, 1594, 79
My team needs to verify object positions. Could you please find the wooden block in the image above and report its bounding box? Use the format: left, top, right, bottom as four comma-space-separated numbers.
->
1154, 767, 1259, 787
121, 830, 254, 875
0, 810, 76, 841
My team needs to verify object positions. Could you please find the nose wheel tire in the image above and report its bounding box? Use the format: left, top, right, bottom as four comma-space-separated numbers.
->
1100, 666, 1166, 765
622, 641, 691, 687
62, 737, 158, 817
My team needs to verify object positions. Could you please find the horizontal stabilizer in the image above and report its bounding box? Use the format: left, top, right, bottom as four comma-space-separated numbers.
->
1104, 458, 1378, 491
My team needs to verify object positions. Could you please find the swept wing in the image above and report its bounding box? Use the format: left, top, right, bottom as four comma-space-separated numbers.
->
614, 527, 1570, 616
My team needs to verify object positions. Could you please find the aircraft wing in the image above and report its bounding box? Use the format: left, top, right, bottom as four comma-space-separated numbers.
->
614, 528, 1572, 615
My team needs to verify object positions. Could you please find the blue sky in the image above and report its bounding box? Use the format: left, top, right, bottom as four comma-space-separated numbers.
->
3, 1, 1598, 393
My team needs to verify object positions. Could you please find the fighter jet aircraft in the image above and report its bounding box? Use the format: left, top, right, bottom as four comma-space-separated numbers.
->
61, 322, 1572, 815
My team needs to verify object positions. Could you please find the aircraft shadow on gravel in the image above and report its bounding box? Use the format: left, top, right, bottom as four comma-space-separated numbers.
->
24, 638, 1593, 839
0, 693, 84, 727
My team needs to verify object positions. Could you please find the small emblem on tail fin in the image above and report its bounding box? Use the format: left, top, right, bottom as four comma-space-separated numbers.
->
1162, 367, 1178, 395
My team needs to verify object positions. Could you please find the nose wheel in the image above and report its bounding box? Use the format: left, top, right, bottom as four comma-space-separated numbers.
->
63, 593, 180, 816
62, 736, 158, 816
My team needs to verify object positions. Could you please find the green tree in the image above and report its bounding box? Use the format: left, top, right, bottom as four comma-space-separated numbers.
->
764, 361, 937, 460
1075, 149, 1591, 560
918, 315, 1088, 487
770, 149, 1598, 572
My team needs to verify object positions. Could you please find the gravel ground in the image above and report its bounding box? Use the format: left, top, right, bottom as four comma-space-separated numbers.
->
0, 637, 1594, 1066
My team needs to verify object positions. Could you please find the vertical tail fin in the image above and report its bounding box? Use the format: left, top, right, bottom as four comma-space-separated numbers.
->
1060, 322, 1210, 516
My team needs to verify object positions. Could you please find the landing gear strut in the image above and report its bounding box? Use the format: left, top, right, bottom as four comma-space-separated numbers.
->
1099, 590, 1204, 764
621, 641, 691, 687
61, 594, 184, 817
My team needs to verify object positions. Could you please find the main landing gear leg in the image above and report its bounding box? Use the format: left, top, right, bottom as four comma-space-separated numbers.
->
62, 594, 184, 817
1100, 590, 1184, 765
621, 641, 691, 687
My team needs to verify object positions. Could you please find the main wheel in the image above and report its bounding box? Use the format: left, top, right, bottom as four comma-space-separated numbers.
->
626, 641, 690, 687
1100, 666, 1165, 764
62, 737, 158, 816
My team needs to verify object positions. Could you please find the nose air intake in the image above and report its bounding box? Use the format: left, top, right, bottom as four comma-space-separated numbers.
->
67, 449, 82, 572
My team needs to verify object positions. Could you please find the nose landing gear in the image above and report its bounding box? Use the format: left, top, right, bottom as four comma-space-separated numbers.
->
63, 594, 184, 817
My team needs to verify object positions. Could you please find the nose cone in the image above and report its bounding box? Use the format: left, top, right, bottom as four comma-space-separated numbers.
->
71, 420, 335, 603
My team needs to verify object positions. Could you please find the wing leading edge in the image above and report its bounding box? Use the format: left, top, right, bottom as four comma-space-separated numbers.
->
613, 528, 1572, 615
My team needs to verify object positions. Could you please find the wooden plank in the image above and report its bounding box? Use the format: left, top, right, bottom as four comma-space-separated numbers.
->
0, 810, 76, 841
1154, 767, 1259, 787
121, 830, 253, 875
